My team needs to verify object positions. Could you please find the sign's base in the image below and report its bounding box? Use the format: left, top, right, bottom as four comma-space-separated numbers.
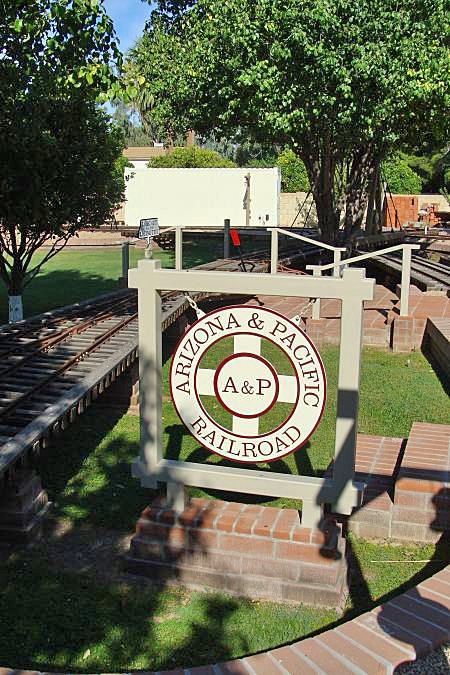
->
124, 498, 348, 608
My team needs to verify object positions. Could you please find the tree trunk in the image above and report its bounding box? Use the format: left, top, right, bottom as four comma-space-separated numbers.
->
365, 162, 378, 235
301, 143, 340, 244
7, 261, 25, 323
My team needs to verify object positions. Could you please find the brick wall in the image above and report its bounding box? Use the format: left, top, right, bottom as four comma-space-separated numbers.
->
384, 195, 418, 228
280, 193, 318, 227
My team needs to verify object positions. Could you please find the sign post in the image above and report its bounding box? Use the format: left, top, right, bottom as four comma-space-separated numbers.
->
138, 217, 160, 259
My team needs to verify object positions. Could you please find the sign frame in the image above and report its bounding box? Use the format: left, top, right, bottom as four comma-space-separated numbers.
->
129, 260, 374, 527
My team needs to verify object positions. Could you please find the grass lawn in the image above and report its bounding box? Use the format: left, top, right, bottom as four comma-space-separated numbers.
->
0, 236, 223, 323
0, 531, 446, 671
0, 346, 448, 670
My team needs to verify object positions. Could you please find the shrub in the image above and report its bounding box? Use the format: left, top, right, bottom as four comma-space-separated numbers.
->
148, 146, 236, 168
381, 155, 423, 194
276, 148, 309, 192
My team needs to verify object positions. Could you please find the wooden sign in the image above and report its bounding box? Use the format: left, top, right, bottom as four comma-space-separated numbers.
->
170, 305, 326, 463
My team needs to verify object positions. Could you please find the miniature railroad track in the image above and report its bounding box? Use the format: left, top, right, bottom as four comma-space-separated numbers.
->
366, 251, 450, 291
0, 288, 201, 479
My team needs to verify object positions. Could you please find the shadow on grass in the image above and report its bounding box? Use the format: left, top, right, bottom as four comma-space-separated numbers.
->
0, 396, 246, 671
0, 269, 121, 324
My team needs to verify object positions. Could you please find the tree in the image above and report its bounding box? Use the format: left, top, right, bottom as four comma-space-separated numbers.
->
128, 0, 449, 242
276, 149, 310, 193
381, 155, 424, 195
0, 0, 124, 322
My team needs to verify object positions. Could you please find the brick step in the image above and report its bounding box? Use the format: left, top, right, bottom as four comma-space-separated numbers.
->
0, 489, 48, 527
124, 555, 347, 608
0, 502, 48, 544
125, 498, 348, 607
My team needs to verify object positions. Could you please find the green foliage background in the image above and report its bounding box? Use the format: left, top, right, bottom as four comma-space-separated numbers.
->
382, 155, 424, 194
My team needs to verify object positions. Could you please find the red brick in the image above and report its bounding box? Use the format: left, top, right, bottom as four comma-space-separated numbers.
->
215, 513, 238, 533
140, 505, 160, 522
187, 549, 242, 575
275, 541, 335, 564
395, 478, 443, 494
317, 630, 387, 673
233, 514, 256, 535
355, 610, 431, 656
197, 507, 224, 529
179, 506, 203, 527
252, 508, 280, 537
371, 603, 448, 647
394, 491, 427, 509
218, 533, 274, 557
272, 509, 298, 540
392, 506, 435, 525
270, 646, 318, 674
291, 526, 312, 543
243, 653, 284, 674
390, 521, 427, 541
159, 509, 176, 525
135, 519, 166, 538
418, 578, 450, 601
412, 585, 450, 612
189, 666, 215, 675
241, 556, 299, 581
336, 618, 415, 664
292, 639, 353, 675
216, 659, 250, 674
187, 528, 218, 551
242, 504, 264, 515
390, 595, 450, 634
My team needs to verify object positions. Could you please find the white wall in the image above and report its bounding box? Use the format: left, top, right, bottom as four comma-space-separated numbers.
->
123, 167, 280, 228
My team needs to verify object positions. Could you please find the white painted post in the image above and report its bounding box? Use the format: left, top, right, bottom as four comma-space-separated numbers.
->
271, 228, 279, 275
175, 227, 183, 270
332, 267, 366, 515
134, 258, 162, 488
400, 246, 412, 317
166, 481, 188, 511
333, 249, 342, 278
302, 499, 323, 529
122, 242, 129, 279
312, 269, 322, 319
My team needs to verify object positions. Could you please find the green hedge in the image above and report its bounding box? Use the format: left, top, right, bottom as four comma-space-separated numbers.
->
148, 146, 236, 168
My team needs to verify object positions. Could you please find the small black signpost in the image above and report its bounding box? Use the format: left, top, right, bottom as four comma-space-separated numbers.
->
138, 217, 160, 258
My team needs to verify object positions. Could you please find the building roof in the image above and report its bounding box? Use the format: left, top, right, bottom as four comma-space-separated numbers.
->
123, 146, 167, 160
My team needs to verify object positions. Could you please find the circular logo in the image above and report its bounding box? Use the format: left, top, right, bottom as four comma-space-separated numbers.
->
169, 305, 326, 463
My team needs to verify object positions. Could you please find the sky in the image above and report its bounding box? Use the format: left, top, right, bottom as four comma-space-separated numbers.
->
103, 0, 151, 55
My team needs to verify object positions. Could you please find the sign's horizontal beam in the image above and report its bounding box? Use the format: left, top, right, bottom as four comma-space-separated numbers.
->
132, 457, 363, 504
129, 260, 374, 302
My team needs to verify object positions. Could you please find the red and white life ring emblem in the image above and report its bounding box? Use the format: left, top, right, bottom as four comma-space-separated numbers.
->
169, 305, 326, 463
